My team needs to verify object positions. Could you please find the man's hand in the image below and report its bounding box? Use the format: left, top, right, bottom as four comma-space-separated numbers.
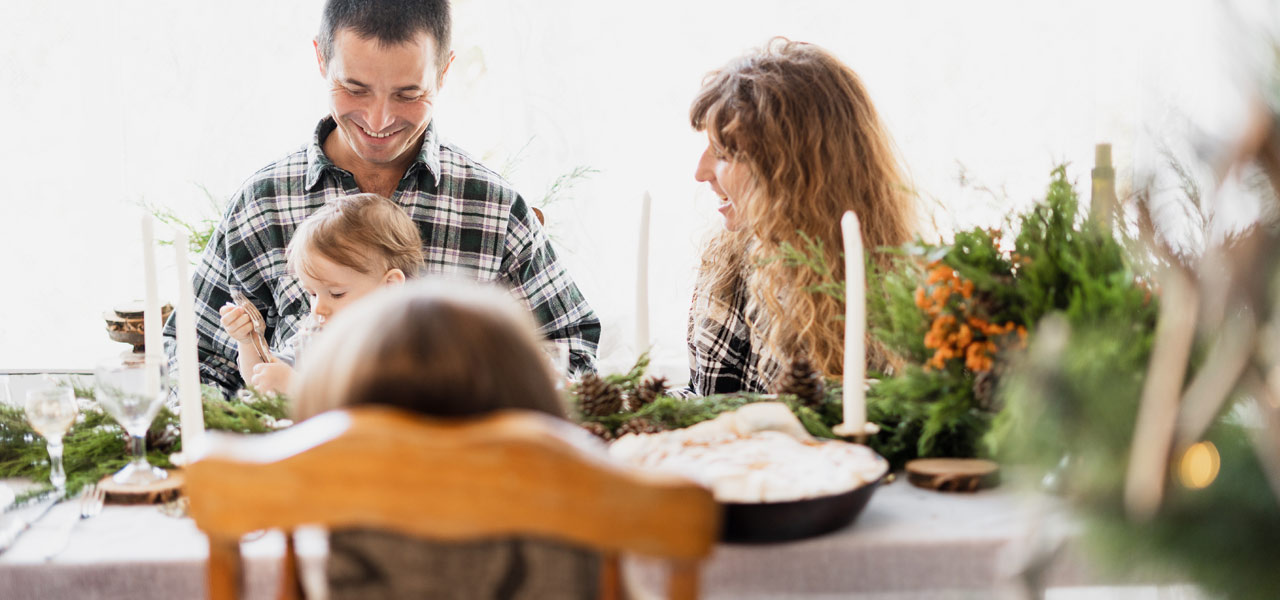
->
219, 303, 255, 344
251, 362, 294, 396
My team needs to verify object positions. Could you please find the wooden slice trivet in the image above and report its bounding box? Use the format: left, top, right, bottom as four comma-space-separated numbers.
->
905, 458, 999, 492
98, 470, 185, 505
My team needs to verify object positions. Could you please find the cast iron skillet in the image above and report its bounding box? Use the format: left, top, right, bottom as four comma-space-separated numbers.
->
719, 471, 886, 543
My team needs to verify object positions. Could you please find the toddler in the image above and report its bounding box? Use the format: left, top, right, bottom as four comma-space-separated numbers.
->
219, 193, 423, 394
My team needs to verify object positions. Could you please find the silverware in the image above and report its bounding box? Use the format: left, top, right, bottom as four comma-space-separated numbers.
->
0, 491, 64, 555
230, 290, 274, 363
42, 484, 105, 561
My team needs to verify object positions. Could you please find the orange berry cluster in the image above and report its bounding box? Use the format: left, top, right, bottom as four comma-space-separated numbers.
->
915, 263, 1026, 372
914, 263, 971, 314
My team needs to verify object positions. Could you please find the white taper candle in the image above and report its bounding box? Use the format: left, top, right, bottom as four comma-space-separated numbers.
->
635, 192, 652, 355
141, 215, 161, 401
173, 232, 205, 455
841, 211, 866, 429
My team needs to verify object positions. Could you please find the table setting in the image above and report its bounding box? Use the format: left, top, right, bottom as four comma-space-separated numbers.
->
0, 216, 271, 553
0, 152, 1264, 600
0, 206, 1078, 600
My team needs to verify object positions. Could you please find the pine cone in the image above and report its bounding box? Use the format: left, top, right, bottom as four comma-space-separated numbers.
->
580, 421, 614, 441
773, 355, 825, 409
629, 376, 669, 411
616, 417, 664, 437
576, 373, 623, 417
147, 423, 179, 451
972, 360, 1007, 413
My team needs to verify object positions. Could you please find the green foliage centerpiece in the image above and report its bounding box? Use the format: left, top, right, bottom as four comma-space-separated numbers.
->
865, 166, 1156, 467
0, 384, 287, 501
567, 167, 1156, 472
569, 352, 849, 441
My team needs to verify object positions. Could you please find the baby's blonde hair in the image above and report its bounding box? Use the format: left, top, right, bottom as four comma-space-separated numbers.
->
286, 193, 424, 280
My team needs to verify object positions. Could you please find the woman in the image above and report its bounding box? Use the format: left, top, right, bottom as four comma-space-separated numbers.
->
688, 37, 916, 395
291, 279, 597, 600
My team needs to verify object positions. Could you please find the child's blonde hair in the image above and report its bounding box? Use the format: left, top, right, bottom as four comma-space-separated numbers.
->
286, 193, 424, 280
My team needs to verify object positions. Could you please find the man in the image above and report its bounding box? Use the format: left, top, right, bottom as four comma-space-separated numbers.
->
165, 0, 600, 397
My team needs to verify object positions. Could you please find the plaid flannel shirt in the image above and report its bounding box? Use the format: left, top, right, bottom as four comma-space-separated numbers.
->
685, 273, 780, 396
164, 118, 600, 397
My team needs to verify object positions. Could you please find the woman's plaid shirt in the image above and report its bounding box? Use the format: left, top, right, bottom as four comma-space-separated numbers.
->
163, 118, 600, 396
685, 273, 781, 396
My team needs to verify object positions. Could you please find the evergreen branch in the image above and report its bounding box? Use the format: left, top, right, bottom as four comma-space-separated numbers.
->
602, 351, 650, 393
539, 165, 600, 209
0, 384, 291, 500
136, 189, 226, 257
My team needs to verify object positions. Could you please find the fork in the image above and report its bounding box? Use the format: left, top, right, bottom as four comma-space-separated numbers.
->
230, 290, 274, 363
43, 484, 105, 561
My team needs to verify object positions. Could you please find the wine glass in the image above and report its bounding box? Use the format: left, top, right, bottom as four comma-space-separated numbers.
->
94, 360, 168, 485
24, 382, 79, 493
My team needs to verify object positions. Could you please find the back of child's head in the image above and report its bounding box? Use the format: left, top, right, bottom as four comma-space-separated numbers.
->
290, 278, 565, 421
287, 193, 424, 280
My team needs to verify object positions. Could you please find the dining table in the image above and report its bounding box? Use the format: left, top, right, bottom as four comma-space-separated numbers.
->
0, 370, 1193, 599
0, 475, 1146, 600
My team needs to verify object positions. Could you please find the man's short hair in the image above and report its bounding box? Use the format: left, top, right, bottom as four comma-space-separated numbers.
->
318, 0, 452, 72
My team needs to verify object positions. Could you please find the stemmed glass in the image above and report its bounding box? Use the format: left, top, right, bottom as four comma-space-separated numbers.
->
24, 381, 79, 493
93, 360, 168, 485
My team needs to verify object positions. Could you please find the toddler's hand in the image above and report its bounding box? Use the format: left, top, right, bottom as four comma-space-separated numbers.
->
251, 362, 294, 395
219, 303, 255, 343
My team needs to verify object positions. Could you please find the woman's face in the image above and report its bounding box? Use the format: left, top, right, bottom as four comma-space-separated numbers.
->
695, 133, 752, 232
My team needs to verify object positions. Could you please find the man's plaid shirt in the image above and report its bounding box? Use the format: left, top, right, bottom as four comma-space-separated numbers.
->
164, 118, 600, 396
685, 273, 780, 396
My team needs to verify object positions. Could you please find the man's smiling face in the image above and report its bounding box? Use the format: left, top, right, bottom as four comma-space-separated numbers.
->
319, 28, 450, 170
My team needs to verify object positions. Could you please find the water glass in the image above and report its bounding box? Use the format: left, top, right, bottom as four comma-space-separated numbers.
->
24, 385, 79, 492
94, 360, 168, 485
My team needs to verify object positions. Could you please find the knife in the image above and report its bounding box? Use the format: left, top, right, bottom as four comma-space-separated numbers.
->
0, 490, 64, 555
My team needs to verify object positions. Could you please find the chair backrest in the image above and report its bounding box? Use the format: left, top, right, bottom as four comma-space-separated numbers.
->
185, 406, 720, 600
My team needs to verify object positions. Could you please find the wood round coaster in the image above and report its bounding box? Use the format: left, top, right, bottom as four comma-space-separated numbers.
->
98, 470, 185, 505
905, 458, 999, 492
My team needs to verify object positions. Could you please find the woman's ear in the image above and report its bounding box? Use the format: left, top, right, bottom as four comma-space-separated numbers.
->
383, 268, 406, 285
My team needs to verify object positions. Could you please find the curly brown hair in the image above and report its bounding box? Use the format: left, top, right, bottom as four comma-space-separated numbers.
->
690, 37, 916, 378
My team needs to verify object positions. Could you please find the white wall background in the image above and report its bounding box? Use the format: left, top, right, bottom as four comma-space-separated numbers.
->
0, 0, 1273, 378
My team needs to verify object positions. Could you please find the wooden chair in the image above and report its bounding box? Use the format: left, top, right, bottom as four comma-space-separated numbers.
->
185, 406, 720, 600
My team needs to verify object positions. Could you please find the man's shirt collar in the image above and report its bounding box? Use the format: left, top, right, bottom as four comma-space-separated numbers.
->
304, 117, 442, 191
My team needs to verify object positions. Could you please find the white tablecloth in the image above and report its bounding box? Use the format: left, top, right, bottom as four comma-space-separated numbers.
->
0, 479, 1123, 600
0, 499, 300, 600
